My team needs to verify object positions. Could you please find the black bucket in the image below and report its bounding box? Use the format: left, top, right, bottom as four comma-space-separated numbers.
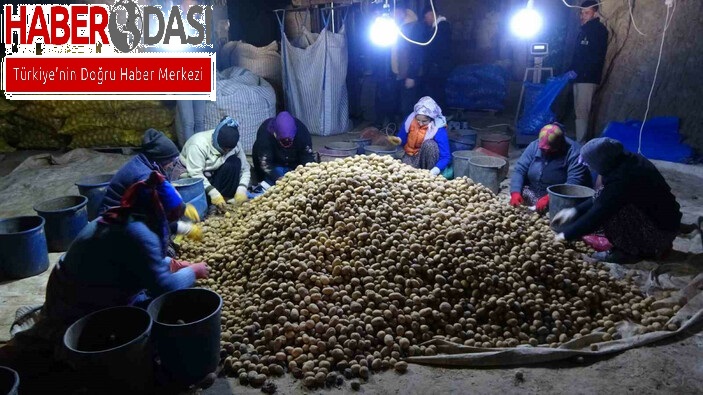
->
0, 216, 50, 280
63, 306, 154, 394
147, 288, 222, 387
0, 366, 19, 395
33, 195, 89, 252
75, 174, 114, 221
547, 184, 596, 220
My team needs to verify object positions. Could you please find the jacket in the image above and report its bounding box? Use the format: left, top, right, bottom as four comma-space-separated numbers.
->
252, 118, 315, 182
43, 219, 195, 326
397, 116, 452, 171
570, 18, 608, 84
178, 129, 251, 191
562, 153, 681, 240
99, 154, 163, 215
510, 137, 590, 194
423, 17, 452, 78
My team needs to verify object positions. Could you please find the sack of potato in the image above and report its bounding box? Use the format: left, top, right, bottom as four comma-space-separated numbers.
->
2, 114, 68, 149
68, 127, 143, 148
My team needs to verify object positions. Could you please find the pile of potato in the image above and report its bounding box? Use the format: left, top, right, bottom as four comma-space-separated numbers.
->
179, 155, 678, 389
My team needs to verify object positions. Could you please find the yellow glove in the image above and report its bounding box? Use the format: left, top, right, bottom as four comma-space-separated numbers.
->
185, 224, 203, 241
177, 221, 204, 242
183, 203, 200, 222
387, 136, 402, 146
208, 189, 226, 209
234, 186, 248, 205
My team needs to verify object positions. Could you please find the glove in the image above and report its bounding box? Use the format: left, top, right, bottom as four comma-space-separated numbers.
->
551, 208, 578, 228
183, 203, 200, 222
177, 221, 203, 241
509, 192, 523, 207
555, 233, 566, 243
404, 78, 416, 89
208, 188, 226, 209
191, 262, 210, 279
535, 195, 550, 213
429, 167, 441, 176
169, 259, 191, 273
387, 136, 402, 146
234, 186, 248, 205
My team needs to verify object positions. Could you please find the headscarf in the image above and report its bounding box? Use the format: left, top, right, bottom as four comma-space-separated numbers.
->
212, 116, 240, 154
101, 172, 184, 254
403, 96, 447, 143
579, 137, 625, 176
267, 111, 297, 148
537, 123, 566, 155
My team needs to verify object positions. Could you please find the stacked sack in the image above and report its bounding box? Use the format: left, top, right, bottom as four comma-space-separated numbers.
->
0, 94, 16, 152
445, 64, 508, 111
0, 100, 69, 150
0, 99, 175, 150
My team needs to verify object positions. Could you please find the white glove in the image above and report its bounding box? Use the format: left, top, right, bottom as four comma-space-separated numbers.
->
551, 208, 578, 227
555, 232, 566, 242
429, 167, 441, 176
260, 180, 271, 191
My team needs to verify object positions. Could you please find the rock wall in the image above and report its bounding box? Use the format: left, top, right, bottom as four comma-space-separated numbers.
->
594, 0, 703, 152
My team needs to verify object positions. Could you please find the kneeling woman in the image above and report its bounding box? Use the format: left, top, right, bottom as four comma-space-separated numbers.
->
553, 138, 682, 263
388, 96, 451, 176
44, 172, 209, 331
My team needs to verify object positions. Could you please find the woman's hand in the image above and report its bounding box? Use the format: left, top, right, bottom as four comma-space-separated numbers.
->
387, 136, 402, 146
551, 208, 577, 227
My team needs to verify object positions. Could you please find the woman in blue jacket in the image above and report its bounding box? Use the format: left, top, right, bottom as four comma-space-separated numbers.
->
388, 96, 451, 176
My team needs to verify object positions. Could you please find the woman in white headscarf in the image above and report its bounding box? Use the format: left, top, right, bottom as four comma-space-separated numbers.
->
387, 96, 451, 175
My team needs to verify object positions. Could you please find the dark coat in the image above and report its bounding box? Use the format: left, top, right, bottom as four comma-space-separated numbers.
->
252, 117, 315, 182
570, 18, 608, 84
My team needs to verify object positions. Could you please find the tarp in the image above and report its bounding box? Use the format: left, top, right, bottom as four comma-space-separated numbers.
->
602, 117, 696, 164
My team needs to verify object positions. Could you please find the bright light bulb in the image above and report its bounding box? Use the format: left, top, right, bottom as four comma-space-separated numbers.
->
369, 15, 398, 47
510, 7, 543, 39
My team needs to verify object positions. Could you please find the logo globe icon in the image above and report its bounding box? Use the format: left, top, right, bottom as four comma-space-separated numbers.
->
108, 0, 143, 53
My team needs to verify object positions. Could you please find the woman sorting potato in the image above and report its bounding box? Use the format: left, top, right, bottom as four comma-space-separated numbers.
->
2, 173, 208, 363
552, 138, 682, 263
252, 111, 315, 189
387, 96, 451, 176
509, 123, 591, 213
172, 116, 251, 209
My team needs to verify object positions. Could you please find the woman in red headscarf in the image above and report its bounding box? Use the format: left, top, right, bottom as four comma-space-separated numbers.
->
509, 123, 591, 213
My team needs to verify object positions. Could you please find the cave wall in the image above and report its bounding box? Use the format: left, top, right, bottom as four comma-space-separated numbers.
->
595, 0, 703, 152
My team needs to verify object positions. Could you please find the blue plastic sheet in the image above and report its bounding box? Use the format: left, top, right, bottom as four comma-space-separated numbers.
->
517, 71, 576, 135
445, 65, 507, 111
602, 117, 695, 163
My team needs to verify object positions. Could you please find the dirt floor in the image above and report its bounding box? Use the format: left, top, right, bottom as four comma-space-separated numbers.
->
0, 114, 702, 394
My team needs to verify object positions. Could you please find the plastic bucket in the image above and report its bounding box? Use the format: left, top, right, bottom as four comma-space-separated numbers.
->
319, 148, 355, 162
33, 195, 88, 252
147, 288, 222, 386
76, 174, 114, 221
480, 134, 511, 157
172, 178, 205, 203
187, 192, 208, 221
63, 306, 154, 394
547, 184, 596, 220
0, 216, 50, 280
364, 145, 398, 156
0, 366, 19, 395
468, 156, 507, 194
325, 142, 359, 155
448, 130, 478, 152
346, 137, 372, 154
452, 150, 485, 179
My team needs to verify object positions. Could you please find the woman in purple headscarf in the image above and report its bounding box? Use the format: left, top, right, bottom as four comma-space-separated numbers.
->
252, 111, 316, 187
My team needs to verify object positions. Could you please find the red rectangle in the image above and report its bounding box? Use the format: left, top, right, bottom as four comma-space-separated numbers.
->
3, 56, 212, 94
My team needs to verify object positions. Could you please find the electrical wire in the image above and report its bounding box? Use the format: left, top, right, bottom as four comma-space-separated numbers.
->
637, 0, 674, 155
561, 0, 607, 9
391, 0, 438, 46
627, 0, 647, 36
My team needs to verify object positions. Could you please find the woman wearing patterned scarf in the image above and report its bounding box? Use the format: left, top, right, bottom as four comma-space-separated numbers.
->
39, 172, 210, 333
387, 96, 451, 176
509, 123, 591, 213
